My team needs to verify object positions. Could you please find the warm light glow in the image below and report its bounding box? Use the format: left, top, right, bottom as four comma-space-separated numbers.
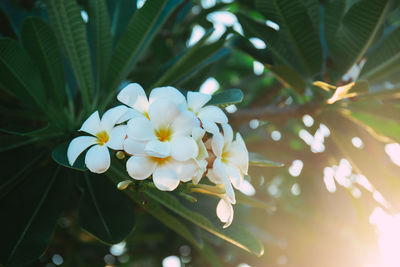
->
370, 207, 400, 267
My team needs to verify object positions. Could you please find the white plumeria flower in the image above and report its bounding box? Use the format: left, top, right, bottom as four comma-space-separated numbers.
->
209, 123, 249, 203
117, 83, 187, 122
191, 127, 208, 184
67, 106, 128, 173
123, 99, 200, 190
186, 91, 228, 134
216, 196, 234, 228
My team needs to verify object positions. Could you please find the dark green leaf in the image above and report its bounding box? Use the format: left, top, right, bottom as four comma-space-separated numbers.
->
88, 0, 113, 93
79, 174, 136, 244
0, 134, 37, 153
249, 152, 284, 167
108, 165, 203, 247
208, 89, 244, 107
254, 0, 323, 77
20, 17, 66, 108
52, 142, 87, 171
108, 0, 137, 41
0, 38, 46, 110
145, 187, 264, 256
266, 65, 306, 94
0, 167, 71, 267
360, 27, 400, 82
236, 192, 276, 211
326, 0, 392, 80
45, 0, 95, 108
105, 0, 182, 98
153, 31, 230, 87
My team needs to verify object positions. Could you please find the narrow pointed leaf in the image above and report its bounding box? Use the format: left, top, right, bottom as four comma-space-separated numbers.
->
106, 0, 183, 94
153, 32, 229, 87
0, 167, 71, 267
45, 0, 94, 108
20, 17, 66, 108
0, 38, 46, 110
249, 152, 284, 167
52, 142, 87, 171
208, 89, 244, 107
79, 174, 136, 244
360, 27, 400, 82
254, 0, 323, 77
88, 0, 112, 93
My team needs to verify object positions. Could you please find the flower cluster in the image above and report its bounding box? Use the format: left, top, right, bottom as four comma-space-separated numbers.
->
67, 83, 249, 227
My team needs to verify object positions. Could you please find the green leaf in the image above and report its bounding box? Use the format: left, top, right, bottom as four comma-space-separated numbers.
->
254, 0, 323, 77
0, 124, 61, 138
78, 174, 136, 244
52, 142, 87, 171
359, 27, 400, 82
346, 111, 400, 143
145, 187, 264, 256
266, 65, 306, 94
108, 0, 137, 41
108, 165, 203, 247
249, 152, 284, 167
20, 17, 66, 108
208, 89, 244, 107
236, 13, 292, 68
88, 0, 113, 93
0, 134, 37, 153
236, 192, 276, 211
0, 38, 46, 110
105, 0, 183, 97
0, 167, 71, 267
45, 0, 95, 108
153, 31, 230, 87
326, 0, 392, 79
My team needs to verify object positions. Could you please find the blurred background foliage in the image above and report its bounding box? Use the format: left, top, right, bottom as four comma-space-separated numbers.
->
1, 0, 400, 266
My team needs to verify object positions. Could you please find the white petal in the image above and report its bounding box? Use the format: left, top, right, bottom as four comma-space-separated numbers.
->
216, 198, 234, 228
211, 133, 224, 157
226, 163, 243, 189
126, 117, 155, 141
123, 138, 146, 155
126, 155, 156, 180
170, 136, 198, 161
230, 133, 249, 175
171, 111, 199, 136
85, 145, 110, 173
198, 105, 228, 124
192, 159, 207, 184
222, 123, 233, 147
201, 119, 219, 134
79, 111, 101, 136
148, 100, 179, 129
187, 91, 211, 112
144, 140, 170, 158
149, 86, 186, 106
117, 83, 149, 113
213, 157, 228, 182
224, 178, 236, 204
100, 105, 128, 133
152, 166, 180, 191
117, 108, 143, 124
192, 127, 205, 142
67, 136, 97, 165
170, 158, 198, 182
106, 125, 127, 150
207, 168, 223, 184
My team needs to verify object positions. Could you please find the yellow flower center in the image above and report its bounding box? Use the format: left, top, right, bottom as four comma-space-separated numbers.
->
221, 150, 231, 163
143, 111, 150, 120
151, 156, 171, 165
96, 131, 109, 145
155, 127, 172, 142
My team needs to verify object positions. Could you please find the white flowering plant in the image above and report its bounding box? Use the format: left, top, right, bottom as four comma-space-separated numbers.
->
0, 0, 284, 265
